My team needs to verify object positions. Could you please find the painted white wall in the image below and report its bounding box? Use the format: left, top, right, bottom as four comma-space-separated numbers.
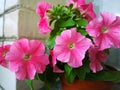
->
100, 0, 120, 15
0, 66, 16, 90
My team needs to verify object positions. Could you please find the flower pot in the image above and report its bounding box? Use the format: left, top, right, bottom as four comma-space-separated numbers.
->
61, 77, 114, 90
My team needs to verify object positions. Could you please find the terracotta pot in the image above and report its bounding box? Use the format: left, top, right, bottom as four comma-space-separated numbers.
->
61, 77, 114, 90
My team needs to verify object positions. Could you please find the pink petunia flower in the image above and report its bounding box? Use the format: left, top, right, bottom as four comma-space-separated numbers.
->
67, 0, 96, 21
86, 12, 120, 50
88, 45, 108, 73
36, 1, 52, 18
37, 18, 51, 34
50, 50, 64, 73
67, 0, 85, 8
5, 38, 49, 80
80, 2, 96, 21
53, 28, 92, 68
36, 1, 52, 34
0, 45, 11, 67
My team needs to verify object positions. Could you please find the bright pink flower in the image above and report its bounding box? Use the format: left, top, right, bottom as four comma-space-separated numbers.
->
53, 28, 92, 68
37, 18, 51, 34
50, 50, 64, 73
88, 46, 108, 73
5, 38, 49, 80
80, 2, 96, 21
0, 45, 11, 67
36, 2, 52, 34
67, 0, 96, 21
36, 1, 52, 18
86, 12, 120, 50
67, 0, 85, 8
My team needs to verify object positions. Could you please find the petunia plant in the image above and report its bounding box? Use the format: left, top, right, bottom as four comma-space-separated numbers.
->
1, 0, 120, 90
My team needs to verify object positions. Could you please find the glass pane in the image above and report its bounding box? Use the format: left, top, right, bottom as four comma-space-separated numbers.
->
4, 10, 18, 37
5, 0, 18, 10
0, 17, 3, 37
0, 0, 4, 14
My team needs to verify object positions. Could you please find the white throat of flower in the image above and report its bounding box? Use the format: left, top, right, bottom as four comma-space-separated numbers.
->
101, 27, 108, 33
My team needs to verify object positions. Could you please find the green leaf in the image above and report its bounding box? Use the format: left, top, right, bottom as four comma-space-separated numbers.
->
38, 66, 59, 90
86, 71, 120, 82
34, 73, 40, 80
46, 27, 64, 49
65, 64, 73, 76
74, 60, 90, 80
26, 80, 34, 90
65, 70, 76, 83
58, 18, 75, 28
45, 44, 50, 55
77, 28, 88, 36
76, 19, 88, 27
104, 49, 110, 54
46, 36, 56, 49
64, 64, 76, 83
74, 67, 88, 80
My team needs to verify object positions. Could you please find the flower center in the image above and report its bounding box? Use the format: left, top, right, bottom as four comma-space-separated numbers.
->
68, 43, 75, 49
2, 50, 7, 58
24, 54, 31, 61
101, 27, 108, 33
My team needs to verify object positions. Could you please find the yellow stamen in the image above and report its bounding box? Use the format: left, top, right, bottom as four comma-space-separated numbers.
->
102, 27, 108, 33
68, 43, 75, 49
24, 54, 31, 60
2, 50, 7, 58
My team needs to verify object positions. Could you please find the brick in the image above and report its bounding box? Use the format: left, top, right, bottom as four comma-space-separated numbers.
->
18, 8, 49, 41
45, 0, 66, 5
19, 0, 39, 10
19, 0, 66, 10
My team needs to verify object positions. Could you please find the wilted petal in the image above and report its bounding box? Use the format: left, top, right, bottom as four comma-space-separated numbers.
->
37, 18, 51, 34
88, 46, 108, 73
53, 65, 64, 73
90, 61, 103, 73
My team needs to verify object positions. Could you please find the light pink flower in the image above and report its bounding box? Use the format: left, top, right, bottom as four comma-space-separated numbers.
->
37, 18, 51, 34
36, 1, 52, 18
0, 45, 11, 67
50, 50, 64, 73
86, 12, 120, 50
5, 38, 49, 80
53, 28, 92, 68
88, 46, 108, 73
67, 0, 96, 21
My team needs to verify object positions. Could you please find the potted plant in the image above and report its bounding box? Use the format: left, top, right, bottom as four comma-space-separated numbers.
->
1, 0, 120, 90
